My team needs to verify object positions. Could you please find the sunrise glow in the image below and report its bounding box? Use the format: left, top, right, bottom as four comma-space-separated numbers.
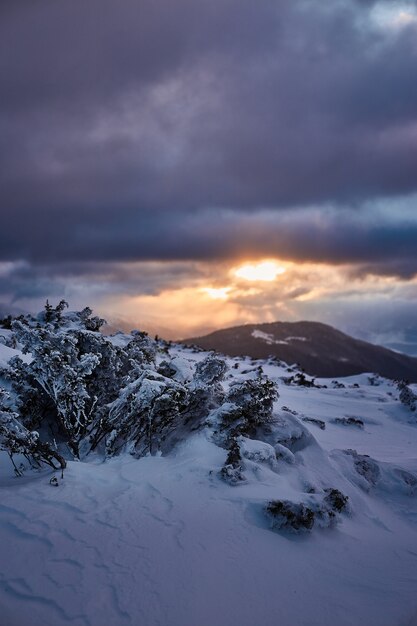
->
233, 260, 286, 282
201, 287, 231, 300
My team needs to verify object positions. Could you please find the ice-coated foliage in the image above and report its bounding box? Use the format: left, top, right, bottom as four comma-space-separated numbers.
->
0, 303, 282, 474
0, 389, 66, 475
220, 437, 246, 485
217, 377, 279, 438
0, 304, 228, 464
75, 306, 106, 332
397, 380, 417, 412
194, 354, 227, 386
176, 354, 228, 430
265, 488, 349, 533
105, 369, 189, 457
11, 321, 101, 456
5, 305, 162, 458
226, 377, 278, 424
125, 330, 157, 366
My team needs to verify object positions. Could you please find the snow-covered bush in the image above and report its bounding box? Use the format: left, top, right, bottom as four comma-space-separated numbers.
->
11, 322, 101, 457
333, 417, 364, 428
194, 354, 227, 386
6, 304, 164, 458
218, 377, 277, 438
0, 390, 66, 475
265, 488, 348, 533
105, 369, 189, 457
178, 354, 228, 430
397, 380, 417, 412
302, 417, 326, 430
220, 438, 246, 485
0, 303, 284, 480
265, 500, 315, 532
125, 330, 157, 365
226, 377, 278, 425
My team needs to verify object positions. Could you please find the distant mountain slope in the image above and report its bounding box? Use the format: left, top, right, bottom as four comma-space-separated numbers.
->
183, 321, 417, 381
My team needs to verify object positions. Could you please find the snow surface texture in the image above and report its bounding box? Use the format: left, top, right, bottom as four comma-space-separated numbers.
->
1, 324, 417, 625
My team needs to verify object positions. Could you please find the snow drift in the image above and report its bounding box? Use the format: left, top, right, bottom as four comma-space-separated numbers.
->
1, 303, 417, 626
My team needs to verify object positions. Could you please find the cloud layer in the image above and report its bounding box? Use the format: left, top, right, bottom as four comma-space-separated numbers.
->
1, 0, 417, 266
1, 0, 417, 345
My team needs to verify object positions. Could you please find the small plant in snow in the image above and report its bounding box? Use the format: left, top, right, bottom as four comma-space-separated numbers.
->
265, 488, 348, 533
397, 380, 417, 412
220, 438, 246, 485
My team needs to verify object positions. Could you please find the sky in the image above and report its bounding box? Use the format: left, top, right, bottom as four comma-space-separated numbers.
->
1, 0, 417, 352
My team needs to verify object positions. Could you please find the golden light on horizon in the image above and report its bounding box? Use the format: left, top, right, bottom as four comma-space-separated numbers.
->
100, 257, 417, 341
201, 286, 231, 300
233, 260, 286, 282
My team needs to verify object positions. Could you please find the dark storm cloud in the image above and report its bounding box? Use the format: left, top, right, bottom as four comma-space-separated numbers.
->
1, 0, 417, 270
0, 259, 211, 304
2, 205, 417, 280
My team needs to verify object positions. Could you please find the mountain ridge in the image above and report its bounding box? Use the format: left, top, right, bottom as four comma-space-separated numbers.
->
182, 320, 417, 381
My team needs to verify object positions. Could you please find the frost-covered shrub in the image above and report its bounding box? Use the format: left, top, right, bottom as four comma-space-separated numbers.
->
2, 303, 205, 461
71, 332, 134, 452
323, 488, 349, 513
157, 360, 178, 379
213, 378, 279, 442
333, 417, 364, 428
0, 303, 237, 466
0, 315, 13, 329
8, 303, 166, 458
0, 390, 66, 475
194, 355, 227, 386
75, 306, 106, 332
265, 500, 315, 532
397, 380, 417, 412
11, 321, 101, 456
225, 378, 278, 431
3, 356, 54, 432
41, 299, 68, 325
282, 372, 321, 388
38, 301, 106, 332
220, 438, 246, 485
105, 369, 189, 457
302, 417, 326, 430
265, 489, 348, 533
125, 330, 157, 365
8, 305, 145, 457
179, 355, 228, 429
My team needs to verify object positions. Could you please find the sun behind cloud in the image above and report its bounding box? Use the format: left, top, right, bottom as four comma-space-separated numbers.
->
201, 287, 231, 300
233, 260, 286, 282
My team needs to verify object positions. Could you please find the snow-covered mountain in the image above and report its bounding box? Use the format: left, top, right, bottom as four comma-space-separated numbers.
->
183, 320, 417, 381
1, 305, 417, 626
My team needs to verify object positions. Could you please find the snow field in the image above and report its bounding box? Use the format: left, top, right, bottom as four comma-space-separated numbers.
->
1, 339, 417, 625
